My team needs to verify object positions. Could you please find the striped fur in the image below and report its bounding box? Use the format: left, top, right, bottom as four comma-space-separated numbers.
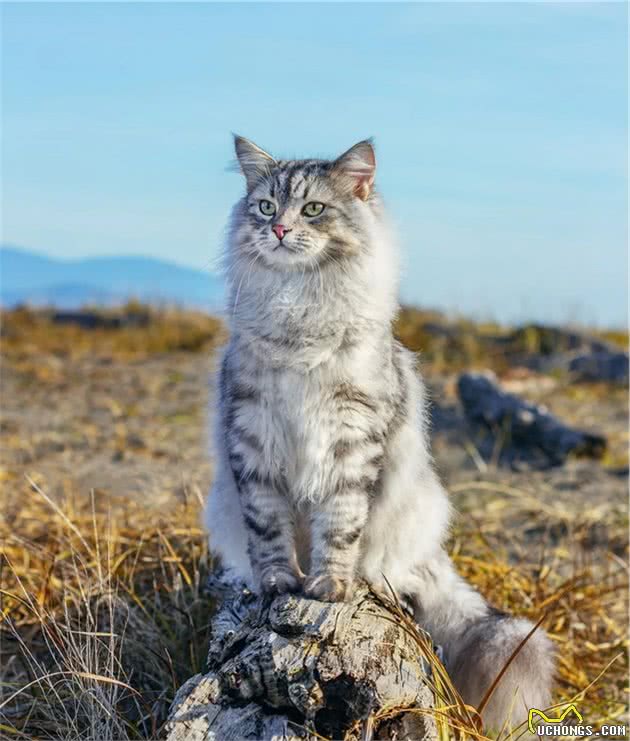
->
205, 136, 554, 729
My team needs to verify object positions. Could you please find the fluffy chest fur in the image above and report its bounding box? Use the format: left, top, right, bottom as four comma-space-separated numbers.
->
223, 325, 392, 505
228, 225, 396, 370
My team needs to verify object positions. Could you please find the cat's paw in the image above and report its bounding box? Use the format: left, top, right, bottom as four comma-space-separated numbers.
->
303, 573, 351, 602
260, 566, 303, 596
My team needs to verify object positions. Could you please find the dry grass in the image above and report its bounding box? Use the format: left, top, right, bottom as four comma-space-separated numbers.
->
1, 303, 225, 361
450, 480, 628, 735
394, 308, 629, 374
3, 303, 626, 372
1, 477, 626, 740
0, 481, 214, 740
1, 305, 627, 739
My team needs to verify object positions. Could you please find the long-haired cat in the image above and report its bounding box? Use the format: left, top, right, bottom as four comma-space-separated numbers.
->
204, 135, 554, 729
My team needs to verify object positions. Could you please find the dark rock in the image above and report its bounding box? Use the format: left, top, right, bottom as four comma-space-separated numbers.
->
568, 351, 629, 383
457, 371, 607, 468
51, 309, 150, 330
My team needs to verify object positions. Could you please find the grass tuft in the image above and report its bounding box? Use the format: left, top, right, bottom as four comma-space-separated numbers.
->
1, 482, 213, 740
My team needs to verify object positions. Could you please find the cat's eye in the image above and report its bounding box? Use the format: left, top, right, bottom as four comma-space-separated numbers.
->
259, 199, 276, 216
302, 202, 325, 218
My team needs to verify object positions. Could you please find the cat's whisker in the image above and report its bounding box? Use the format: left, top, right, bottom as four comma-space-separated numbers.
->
231, 250, 261, 317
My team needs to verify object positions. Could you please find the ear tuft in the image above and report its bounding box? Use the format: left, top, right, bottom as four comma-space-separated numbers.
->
233, 134, 277, 190
332, 139, 376, 201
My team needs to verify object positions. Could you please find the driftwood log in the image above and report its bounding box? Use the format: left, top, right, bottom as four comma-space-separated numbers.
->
457, 371, 607, 467
165, 581, 439, 741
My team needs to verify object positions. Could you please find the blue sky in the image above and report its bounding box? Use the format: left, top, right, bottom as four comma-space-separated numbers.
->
2, 2, 627, 326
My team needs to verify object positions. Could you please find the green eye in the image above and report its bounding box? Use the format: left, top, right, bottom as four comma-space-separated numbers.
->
259, 199, 276, 216
302, 202, 325, 217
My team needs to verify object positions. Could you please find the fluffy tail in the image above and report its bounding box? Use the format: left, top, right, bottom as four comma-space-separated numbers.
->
408, 551, 555, 732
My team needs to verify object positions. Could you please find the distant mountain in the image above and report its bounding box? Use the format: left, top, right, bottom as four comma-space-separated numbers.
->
0, 246, 224, 310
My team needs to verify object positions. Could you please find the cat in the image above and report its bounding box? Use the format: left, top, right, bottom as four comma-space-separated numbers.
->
204, 134, 554, 729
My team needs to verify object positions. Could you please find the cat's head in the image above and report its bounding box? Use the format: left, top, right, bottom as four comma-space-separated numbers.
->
230, 135, 377, 270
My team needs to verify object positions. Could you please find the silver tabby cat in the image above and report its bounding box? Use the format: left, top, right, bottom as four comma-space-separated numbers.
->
205, 135, 554, 729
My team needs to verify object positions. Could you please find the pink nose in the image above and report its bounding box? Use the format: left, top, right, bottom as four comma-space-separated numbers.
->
272, 224, 289, 240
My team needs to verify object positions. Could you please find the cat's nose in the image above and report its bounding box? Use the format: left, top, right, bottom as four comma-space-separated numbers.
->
272, 224, 291, 240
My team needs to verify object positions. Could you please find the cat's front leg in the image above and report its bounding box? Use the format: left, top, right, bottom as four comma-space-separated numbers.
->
304, 385, 384, 601
304, 487, 370, 601
304, 439, 382, 600
237, 474, 303, 596
223, 360, 302, 596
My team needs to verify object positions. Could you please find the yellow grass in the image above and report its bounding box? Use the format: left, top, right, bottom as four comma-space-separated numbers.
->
1, 477, 626, 739
2, 303, 225, 361
0, 480, 214, 740
1, 306, 627, 739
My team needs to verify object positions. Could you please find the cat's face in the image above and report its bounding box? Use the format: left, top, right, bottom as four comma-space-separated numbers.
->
231, 136, 376, 271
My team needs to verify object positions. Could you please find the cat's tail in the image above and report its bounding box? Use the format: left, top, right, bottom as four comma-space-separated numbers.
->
406, 550, 555, 732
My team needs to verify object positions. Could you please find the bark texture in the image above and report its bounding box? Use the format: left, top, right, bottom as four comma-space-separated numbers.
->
165, 582, 437, 741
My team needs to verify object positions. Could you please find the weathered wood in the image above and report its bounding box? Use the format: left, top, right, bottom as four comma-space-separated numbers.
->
165, 582, 438, 741
457, 371, 607, 467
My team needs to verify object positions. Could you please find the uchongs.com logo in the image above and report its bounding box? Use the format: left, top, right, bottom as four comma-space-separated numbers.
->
528, 704, 627, 737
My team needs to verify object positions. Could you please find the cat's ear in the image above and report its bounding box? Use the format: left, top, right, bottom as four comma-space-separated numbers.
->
233, 134, 277, 190
332, 139, 376, 201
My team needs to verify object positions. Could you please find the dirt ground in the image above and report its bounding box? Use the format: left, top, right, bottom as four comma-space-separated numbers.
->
2, 334, 627, 604
2, 337, 626, 521
1, 308, 628, 734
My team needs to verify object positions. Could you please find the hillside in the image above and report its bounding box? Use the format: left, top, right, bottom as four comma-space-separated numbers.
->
0, 245, 224, 309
